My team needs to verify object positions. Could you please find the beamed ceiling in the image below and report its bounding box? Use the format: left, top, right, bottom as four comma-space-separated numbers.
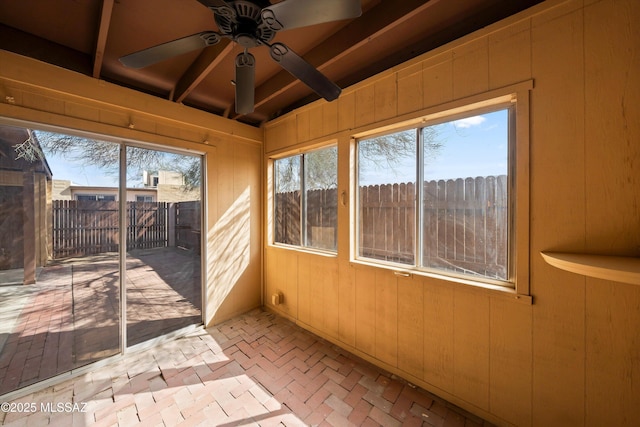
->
0, 0, 543, 127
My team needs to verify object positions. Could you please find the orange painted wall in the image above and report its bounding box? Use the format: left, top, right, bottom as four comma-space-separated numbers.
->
263, 1, 640, 425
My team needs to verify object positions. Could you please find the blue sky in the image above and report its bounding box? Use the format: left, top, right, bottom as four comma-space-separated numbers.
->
426, 109, 508, 180
359, 109, 508, 185
40, 109, 508, 188
44, 150, 120, 187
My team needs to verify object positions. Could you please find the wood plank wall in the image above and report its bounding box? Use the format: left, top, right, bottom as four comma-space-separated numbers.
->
0, 50, 263, 327
263, 0, 640, 425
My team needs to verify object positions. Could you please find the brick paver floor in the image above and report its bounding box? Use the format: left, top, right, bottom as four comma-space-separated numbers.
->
0, 264, 79, 395
0, 248, 201, 395
1, 309, 493, 426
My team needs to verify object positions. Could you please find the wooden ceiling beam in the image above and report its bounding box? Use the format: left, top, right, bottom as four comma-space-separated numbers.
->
93, 0, 114, 78
0, 24, 91, 75
173, 39, 234, 104
249, 0, 440, 113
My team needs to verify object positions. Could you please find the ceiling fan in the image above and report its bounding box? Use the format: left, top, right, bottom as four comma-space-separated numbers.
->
119, 0, 362, 115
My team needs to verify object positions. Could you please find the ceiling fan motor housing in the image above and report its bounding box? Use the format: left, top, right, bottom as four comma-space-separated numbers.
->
214, 0, 276, 48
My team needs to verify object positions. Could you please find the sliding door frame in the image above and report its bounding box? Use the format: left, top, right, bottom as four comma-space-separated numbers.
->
0, 116, 207, 389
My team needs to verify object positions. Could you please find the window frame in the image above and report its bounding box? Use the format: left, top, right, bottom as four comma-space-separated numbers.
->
271, 144, 339, 254
76, 194, 116, 202
352, 87, 531, 298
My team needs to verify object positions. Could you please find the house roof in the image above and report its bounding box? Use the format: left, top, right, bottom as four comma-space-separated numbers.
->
0, 125, 53, 179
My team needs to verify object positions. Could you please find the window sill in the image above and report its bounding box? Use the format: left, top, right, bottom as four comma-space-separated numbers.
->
350, 258, 532, 304
269, 243, 338, 258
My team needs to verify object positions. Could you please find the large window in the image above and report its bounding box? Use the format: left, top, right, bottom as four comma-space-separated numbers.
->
273, 146, 338, 251
357, 106, 512, 284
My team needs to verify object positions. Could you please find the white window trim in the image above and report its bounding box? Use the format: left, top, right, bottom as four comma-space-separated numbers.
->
351, 81, 532, 300
269, 144, 339, 254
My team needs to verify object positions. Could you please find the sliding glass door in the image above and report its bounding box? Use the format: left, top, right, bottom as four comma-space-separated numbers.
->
0, 122, 203, 396
0, 126, 122, 394
125, 146, 202, 347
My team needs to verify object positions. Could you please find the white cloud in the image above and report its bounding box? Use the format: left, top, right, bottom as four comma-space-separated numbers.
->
454, 116, 486, 128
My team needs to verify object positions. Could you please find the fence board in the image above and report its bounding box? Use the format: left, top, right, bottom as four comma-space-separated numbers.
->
474, 177, 487, 266
401, 182, 415, 263
464, 177, 476, 264
363, 185, 375, 254
485, 175, 497, 276
495, 175, 508, 274
423, 180, 437, 262
455, 178, 465, 262
382, 184, 392, 259
445, 179, 456, 263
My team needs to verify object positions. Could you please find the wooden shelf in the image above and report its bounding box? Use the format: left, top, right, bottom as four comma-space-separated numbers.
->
541, 252, 640, 286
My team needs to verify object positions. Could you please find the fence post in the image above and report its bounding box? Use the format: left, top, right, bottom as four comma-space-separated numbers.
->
168, 203, 176, 248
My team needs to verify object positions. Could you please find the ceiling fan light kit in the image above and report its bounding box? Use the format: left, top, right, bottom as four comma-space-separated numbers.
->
119, 0, 362, 114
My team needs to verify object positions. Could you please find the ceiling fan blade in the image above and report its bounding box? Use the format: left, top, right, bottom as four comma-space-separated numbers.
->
194, 0, 229, 9
235, 52, 256, 115
119, 32, 221, 69
194, 0, 236, 20
269, 42, 341, 102
262, 0, 361, 31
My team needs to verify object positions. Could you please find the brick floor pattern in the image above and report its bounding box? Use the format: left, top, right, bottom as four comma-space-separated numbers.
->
0, 264, 79, 395
0, 249, 201, 395
1, 309, 494, 427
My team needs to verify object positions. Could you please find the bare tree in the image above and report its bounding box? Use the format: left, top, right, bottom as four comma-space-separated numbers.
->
305, 146, 338, 190
359, 127, 442, 173
274, 155, 300, 193
274, 127, 443, 192
35, 131, 201, 189
274, 146, 338, 193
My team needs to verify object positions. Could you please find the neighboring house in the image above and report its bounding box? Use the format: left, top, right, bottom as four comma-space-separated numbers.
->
0, 126, 52, 282
52, 180, 157, 202
52, 170, 200, 202
143, 170, 184, 187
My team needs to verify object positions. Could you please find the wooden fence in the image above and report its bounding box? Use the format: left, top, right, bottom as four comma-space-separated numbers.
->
274, 190, 301, 246
360, 175, 508, 279
52, 200, 200, 259
175, 201, 201, 253
128, 201, 169, 251
275, 175, 508, 279
274, 188, 338, 250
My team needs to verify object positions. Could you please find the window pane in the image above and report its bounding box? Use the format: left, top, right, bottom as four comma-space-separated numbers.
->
0, 127, 121, 394
358, 130, 416, 265
274, 156, 301, 245
422, 109, 509, 280
125, 146, 202, 346
304, 147, 337, 250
